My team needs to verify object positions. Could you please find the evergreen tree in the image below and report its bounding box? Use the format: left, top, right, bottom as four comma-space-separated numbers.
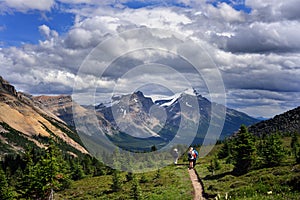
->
70, 160, 85, 180
91, 157, 105, 176
10, 167, 23, 188
291, 133, 299, 152
131, 176, 142, 200
139, 173, 148, 183
207, 156, 221, 175
259, 133, 285, 167
232, 125, 256, 175
18, 141, 71, 199
111, 170, 122, 192
81, 155, 93, 175
151, 145, 157, 152
217, 138, 233, 160
18, 148, 37, 199
291, 133, 300, 162
0, 167, 15, 200
154, 169, 161, 180
126, 172, 133, 182
297, 148, 300, 164
112, 148, 122, 170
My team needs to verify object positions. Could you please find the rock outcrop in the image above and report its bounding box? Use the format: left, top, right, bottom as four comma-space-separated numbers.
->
0, 76, 17, 96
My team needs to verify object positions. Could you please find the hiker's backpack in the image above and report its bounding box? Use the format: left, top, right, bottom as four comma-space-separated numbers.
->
193, 150, 199, 159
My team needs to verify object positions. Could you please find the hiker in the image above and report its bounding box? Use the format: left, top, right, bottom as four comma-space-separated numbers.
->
172, 148, 179, 164
192, 148, 199, 167
188, 147, 194, 169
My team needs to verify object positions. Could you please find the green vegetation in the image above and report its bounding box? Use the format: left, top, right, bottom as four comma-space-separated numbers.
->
231, 125, 256, 175
0, 121, 84, 156
0, 167, 15, 199
195, 126, 300, 200
258, 133, 286, 167
291, 133, 300, 163
0, 122, 38, 153
38, 120, 84, 156
1, 123, 299, 199
17, 141, 72, 199
0, 140, 109, 200
40, 115, 85, 147
55, 165, 193, 200
207, 156, 221, 175
52, 126, 299, 200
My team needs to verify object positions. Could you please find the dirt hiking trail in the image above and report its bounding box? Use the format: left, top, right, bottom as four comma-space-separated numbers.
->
188, 168, 206, 200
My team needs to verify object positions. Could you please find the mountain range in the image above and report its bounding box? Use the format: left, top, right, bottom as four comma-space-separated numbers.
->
1, 75, 299, 154
94, 89, 260, 150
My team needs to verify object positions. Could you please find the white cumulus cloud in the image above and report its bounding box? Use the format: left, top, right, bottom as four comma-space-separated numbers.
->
3, 0, 55, 12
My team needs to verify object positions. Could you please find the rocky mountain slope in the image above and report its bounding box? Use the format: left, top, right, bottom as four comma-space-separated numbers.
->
0, 76, 88, 155
33, 88, 258, 151
96, 90, 259, 146
32, 95, 76, 128
248, 106, 300, 136
99, 91, 164, 138
0, 74, 260, 154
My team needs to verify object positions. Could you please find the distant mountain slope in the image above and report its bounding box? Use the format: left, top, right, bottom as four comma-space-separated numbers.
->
26, 88, 259, 153
32, 95, 117, 135
0, 76, 88, 155
97, 90, 259, 146
248, 106, 300, 136
33, 95, 76, 128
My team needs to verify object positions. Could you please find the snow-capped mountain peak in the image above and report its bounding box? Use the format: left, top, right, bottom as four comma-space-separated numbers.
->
150, 88, 198, 107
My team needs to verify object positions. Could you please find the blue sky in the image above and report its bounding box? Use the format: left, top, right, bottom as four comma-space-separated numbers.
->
0, 0, 250, 47
0, 4, 74, 47
0, 0, 299, 118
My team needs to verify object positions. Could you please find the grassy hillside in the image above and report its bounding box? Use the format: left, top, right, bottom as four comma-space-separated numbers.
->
195, 136, 300, 200
55, 165, 193, 200
53, 135, 300, 200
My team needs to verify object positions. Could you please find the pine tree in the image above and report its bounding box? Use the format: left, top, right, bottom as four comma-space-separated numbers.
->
154, 169, 161, 180
259, 133, 285, 167
91, 157, 105, 176
70, 160, 85, 180
291, 133, 299, 152
0, 167, 15, 200
10, 167, 23, 187
18, 148, 37, 199
207, 156, 221, 175
111, 170, 122, 192
291, 133, 300, 162
126, 172, 134, 182
297, 148, 300, 164
18, 141, 71, 199
151, 145, 157, 152
139, 174, 148, 183
81, 155, 94, 175
217, 138, 233, 160
112, 148, 121, 170
232, 125, 256, 175
131, 176, 142, 200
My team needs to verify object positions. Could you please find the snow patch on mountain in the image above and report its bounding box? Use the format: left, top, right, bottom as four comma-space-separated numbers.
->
146, 88, 197, 107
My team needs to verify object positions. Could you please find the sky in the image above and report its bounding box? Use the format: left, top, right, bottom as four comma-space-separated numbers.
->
0, 0, 300, 118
